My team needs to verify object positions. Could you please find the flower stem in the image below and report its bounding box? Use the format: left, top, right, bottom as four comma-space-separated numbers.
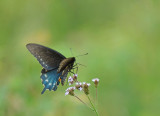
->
96, 88, 97, 102
87, 95, 99, 116
96, 87, 98, 108
74, 95, 94, 111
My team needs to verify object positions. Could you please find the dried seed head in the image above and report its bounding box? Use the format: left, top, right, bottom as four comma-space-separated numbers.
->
82, 82, 91, 95
92, 78, 99, 88
73, 74, 78, 82
75, 82, 82, 90
65, 87, 75, 96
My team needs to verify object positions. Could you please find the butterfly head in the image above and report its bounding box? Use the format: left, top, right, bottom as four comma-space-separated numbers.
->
57, 57, 75, 73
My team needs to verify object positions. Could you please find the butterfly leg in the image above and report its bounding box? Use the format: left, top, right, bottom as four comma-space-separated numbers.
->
72, 64, 79, 74
75, 66, 78, 74
69, 71, 75, 74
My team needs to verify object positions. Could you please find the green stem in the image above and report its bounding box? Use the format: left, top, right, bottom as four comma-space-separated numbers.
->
96, 88, 97, 103
96, 87, 99, 108
74, 95, 94, 111
87, 95, 99, 116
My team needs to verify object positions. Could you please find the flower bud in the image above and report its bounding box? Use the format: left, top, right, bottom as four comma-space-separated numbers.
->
73, 74, 78, 82
82, 82, 91, 95
92, 78, 99, 88
75, 82, 83, 91
65, 87, 75, 96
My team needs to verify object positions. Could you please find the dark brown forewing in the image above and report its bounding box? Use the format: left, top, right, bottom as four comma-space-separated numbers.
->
26, 43, 66, 70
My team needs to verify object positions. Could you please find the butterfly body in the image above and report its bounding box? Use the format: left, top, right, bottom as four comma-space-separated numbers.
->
58, 57, 75, 73
26, 43, 76, 94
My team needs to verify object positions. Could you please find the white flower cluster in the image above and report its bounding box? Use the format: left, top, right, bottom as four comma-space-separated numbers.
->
65, 75, 99, 96
65, 87, 75, 96
68, 76, 74, 85
76, 82, 83, 91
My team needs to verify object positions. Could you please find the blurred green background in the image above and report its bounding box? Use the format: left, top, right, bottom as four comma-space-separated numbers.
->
0, 0, 160, 116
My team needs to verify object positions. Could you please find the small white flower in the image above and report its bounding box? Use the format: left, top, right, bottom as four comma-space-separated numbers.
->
92, 78, 99, 88
65, 91, 69, 96
73, 74, 78, 77
68, 76, 73, 82
92, 78, 99, 82
76, 82, 82, 85
79, 87, 83, 91
65, 88, 69, 91
83, 82, 86, 85
66, 87, 75, 90
68, 76, 74, 85
83, 82, 90, 86
65, 87, 76, 96
65, 87, 75, 95
66, 87, 71, 91
69, 81, 74, 85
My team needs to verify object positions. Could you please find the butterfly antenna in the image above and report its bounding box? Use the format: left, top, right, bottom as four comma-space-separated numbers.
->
75, 53, 88, 69
75, 53, 88, 58
77, 63, 87, 67
70, 48, 74, 57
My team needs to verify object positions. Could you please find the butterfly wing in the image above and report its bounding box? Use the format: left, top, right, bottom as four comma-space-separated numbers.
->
26, 43, 66, 70
60, 68, 69, 86
41, 68, 62, 94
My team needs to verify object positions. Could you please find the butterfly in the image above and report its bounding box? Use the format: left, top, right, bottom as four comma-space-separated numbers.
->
26, 43, 76, 94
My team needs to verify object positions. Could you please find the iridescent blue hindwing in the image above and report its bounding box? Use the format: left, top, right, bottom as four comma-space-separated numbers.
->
40, 69, 62, 94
